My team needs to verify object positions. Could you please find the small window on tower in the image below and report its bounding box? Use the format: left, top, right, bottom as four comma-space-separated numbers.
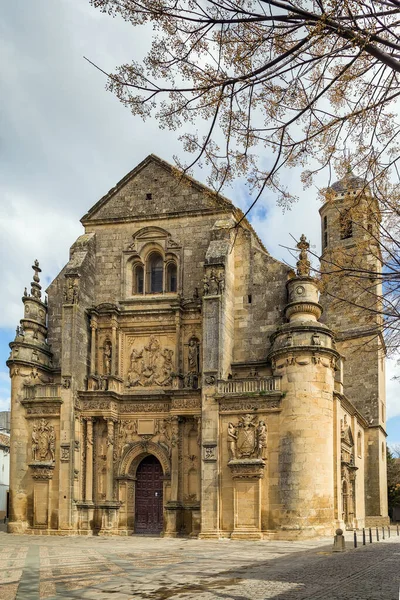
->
340, 210, 353, 239
146, 193, 152, 200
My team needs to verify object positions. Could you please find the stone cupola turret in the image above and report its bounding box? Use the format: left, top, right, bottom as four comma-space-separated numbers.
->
269, 235, 336, 356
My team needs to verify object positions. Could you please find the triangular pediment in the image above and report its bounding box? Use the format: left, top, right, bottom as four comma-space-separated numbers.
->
341, 426, 354, 448
81, 154, 234, 224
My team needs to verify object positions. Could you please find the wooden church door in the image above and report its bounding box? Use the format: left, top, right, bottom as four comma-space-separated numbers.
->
135, 455, 163, 534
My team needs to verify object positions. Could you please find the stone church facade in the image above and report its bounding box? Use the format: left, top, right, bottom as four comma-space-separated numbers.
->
7, 155, 388, 538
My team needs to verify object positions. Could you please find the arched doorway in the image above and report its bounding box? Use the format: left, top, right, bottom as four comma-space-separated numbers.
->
135, 455, 163, 534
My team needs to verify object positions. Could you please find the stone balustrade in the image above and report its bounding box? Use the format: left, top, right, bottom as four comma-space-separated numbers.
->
217, 377, 281, 394
24, 384, 61, 400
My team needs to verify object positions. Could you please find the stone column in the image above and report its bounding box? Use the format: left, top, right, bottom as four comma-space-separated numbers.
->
200, 293, 221, 538
111, 318, 117, 376
175, 310, 182, 378
164, 416, 180, 537
90, 316, 97, 375
106, 419, 115, 500
85, 418, 94, 502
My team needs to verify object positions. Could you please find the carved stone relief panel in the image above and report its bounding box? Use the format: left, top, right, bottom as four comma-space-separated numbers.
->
123, 334, 176, 388
117, 417, 174, 460
227, 414, 268, 461
31, 419, 56, 462
203, 267, 225, 296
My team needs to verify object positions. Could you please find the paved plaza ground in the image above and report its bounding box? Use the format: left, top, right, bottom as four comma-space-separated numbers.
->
0, 529, 399, 600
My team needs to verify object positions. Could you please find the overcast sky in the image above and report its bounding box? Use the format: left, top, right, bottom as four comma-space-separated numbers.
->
1, 1, 398, 444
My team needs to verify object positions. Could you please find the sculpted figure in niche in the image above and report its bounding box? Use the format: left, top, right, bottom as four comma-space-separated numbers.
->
208, 269, 219, 295
186, 337, 200, 388
64, 278, 79, 304
202, 274, 209, 296
103, 340, 112, 375
188, 338, 200, 373
227, 422, 237, 460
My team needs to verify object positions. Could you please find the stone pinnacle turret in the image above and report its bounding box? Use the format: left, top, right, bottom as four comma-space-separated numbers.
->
7, 260, 53, 377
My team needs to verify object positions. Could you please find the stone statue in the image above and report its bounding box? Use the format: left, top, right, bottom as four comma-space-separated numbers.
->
103, 340, 112, 375
227, 422, 237, 460
296, 234, 311, 277
202, 274, 209, 296
208, 269, 219, 295
188, 338, 199, 373
256, 421, 268, 459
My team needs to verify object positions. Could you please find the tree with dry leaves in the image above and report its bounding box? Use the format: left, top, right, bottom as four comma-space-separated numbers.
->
90, 0, 400, 205
89, 0, 400, 348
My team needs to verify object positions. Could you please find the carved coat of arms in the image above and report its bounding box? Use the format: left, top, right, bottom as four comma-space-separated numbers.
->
236, 414, 257, 457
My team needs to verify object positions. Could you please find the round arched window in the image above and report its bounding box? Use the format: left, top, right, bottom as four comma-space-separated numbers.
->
167, 262, 177, 292
148, 253, 163, 293
133, 264, 144, 294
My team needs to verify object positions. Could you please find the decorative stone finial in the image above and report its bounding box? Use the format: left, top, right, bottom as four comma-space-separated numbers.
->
31, 260, 42, 299
296, 235, 311, 277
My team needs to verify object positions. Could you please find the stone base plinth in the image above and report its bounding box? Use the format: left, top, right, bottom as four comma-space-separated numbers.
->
231, 530, 262, 540
275, 524, 335, 540
365, 516, 390, 527
164, 502, 182, 537
8, 521, 29, 534
198, 531, 221, 539
228, 459, 265, 540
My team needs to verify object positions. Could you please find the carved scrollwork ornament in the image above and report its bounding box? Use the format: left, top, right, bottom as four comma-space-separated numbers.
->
31, 418, 55, 462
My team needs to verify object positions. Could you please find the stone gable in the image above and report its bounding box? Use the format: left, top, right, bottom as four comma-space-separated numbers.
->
81, 154, 234, 224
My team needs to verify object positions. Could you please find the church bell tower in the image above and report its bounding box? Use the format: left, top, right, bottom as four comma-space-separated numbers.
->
319, 171, 388, 521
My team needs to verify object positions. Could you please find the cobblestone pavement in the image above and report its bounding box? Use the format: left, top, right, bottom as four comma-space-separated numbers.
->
0, 530, 398, 600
